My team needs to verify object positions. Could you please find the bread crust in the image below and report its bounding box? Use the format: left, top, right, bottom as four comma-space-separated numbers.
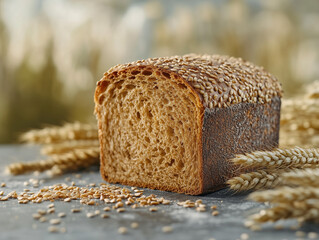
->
95, 54, 282, 195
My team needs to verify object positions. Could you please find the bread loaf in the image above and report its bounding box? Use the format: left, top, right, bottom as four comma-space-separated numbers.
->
94, 54, 282, 195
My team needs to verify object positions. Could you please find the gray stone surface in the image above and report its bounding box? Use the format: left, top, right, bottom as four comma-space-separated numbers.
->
0, 145, 318, 240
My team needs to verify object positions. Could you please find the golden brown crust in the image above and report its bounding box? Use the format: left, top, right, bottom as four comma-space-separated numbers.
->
104, 54, 282, 108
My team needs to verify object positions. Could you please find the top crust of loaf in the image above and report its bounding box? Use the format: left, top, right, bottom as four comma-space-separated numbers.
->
102, 54, 282, 109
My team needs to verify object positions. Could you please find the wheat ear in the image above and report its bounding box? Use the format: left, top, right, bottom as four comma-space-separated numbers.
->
6, 147, 100, 175
231, 147, 319, 169
251, 204, 319, 223
20, 122, 98, 144
281, 168, 319, 187
249, 186, 319, 203
41, 140, 100, 155
227, 170, 280, 192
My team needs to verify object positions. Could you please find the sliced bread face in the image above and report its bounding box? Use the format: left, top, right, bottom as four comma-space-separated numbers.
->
95, 54, 282, 195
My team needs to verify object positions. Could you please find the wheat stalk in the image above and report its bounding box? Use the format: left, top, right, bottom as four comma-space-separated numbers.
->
281, 168, 319, 187
41, 140, 100, 155
227, 170, 280, 192
20, 122, 98, 144
231, 147, 319, 169
6, 147, 100, 175
249, 186, 319, 203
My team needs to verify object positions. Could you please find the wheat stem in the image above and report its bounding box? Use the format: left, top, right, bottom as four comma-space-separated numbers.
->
6, 147, 100, 175
227, 170, 280, 192
20, 122, 98, 144
231, 147, 319, 169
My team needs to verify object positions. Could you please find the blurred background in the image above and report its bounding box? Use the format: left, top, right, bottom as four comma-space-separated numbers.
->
0, 0, 319, 143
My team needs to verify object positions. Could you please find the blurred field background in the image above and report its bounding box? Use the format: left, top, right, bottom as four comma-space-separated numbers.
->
0, 0, 319, 143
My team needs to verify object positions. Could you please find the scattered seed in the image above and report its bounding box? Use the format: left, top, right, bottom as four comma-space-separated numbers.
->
149, 207, 158, 212
196, 207, 206, 212
117, 208, 126, 213
100, 214, 109, 218
210, 205, 217, 210
118, 227, 128, 234
64, 198, 71, 202
103, 207, 111, 212
58, 212, 66, 218
48, 226, 59, 233
48, 203, 55, 208
0, 191, 3, 196
60, 227, 67, 233
250, 224, 261, 231
86, 212, 96, 218
295, 231, 306, 237
131, 222, 139, 229
162, 226, 173, 233
32, 213, 41, 220
87, 200, 95, 205
1, 183, 6, 187
50, 219, 61, 225
212, 211, 219, 216
38, 209, 46, 215
23, 181, 29, 186
71, 208, 81, 213
240, 233, 249, 240
274, 224, 283, 230
39, 217, 47, 223
47, 208, 55, 214
308, 232, 318, 239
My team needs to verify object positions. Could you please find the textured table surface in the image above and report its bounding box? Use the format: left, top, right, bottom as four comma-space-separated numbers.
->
0, 145, 318, 240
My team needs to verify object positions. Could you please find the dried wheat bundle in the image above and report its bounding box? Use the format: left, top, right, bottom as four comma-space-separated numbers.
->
281, 168, 319, 187
231, 147, 319, 170
41, 140, 100, 155
6, 147, 100, 175
20, 122, 98, 144
227, 170, 280, 192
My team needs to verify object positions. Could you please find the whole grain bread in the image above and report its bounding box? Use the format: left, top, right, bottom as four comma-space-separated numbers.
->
94, 54, 282, 195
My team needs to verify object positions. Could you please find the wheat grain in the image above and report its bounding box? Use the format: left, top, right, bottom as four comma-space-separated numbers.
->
20, 122, 98, 144
231, 147, 319, 169
249, 186, 319, 203
6, 147, 100, 175
227, 170, 280, 192
281, 168, 319, 187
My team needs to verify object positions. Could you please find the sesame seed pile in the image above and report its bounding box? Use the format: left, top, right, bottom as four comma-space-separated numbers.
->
105, 54, 282, 108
